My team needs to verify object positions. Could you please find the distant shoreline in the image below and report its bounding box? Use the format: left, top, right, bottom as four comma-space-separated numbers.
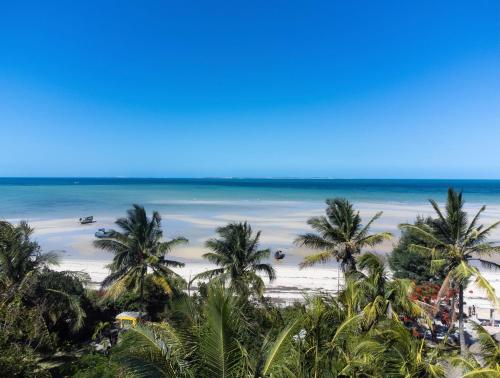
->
1, 177, 500, 180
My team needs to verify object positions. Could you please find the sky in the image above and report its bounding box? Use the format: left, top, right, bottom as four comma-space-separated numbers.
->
0, 1, 499, 179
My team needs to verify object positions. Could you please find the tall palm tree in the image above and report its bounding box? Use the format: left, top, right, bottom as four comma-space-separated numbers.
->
94, 204, 188, 314
295, 198, 392, 279
401, 188, 500, 356
192, 222, 276, 297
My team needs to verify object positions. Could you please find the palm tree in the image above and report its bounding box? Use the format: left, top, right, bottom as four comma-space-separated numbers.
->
401, 188, 500, 356
192, 222, 276, 297
0, 221, 87, 347
376, 320, 445, 377
94, 204, 188, 314
355, 253, 424, 328
286, 284, 431, 377
0, 220, 58, 291
295, 198, 392, 282
113, 284, 298, 377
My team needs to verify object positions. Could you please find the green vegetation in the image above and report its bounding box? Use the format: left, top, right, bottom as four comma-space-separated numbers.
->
93, 204, 188, 313
107, 262, 440, 378
1, 192, 499, 377
192, 221, 276, 298
296, 198, 392, 274
0, 221, 88, 356
389, 216, 446, 283
401, 188, 500, 356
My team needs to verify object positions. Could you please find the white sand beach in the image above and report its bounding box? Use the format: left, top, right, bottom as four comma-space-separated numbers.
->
55, 258, 500, 320
14, 199, 500, 320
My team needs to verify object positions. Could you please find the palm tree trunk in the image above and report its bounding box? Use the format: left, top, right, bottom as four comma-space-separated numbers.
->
347, 257, 356, 274
458, 283, 466, 356
449, 281, 457, 329
139, 269, 145, 318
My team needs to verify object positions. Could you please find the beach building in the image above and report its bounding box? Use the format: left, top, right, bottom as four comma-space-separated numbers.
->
115, 311, 144, 328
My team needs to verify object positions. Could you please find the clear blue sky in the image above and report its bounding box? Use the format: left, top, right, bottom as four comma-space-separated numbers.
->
1, 1, 499, 178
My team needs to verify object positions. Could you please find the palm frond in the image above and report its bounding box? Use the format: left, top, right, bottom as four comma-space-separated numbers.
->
160, 237, 189, 253
453, 262, 498, 306
473, 259, 500, 270
330, 313, 363, 345
114, 323, 191, 377
294, 233, 336, 250
253, 263, 276, 282
470, 323, 500, 367
359, 232, 393, 247
192, 268, 226, 282
151, 273, 173, 295
36, 251, 60, 267
357, 211, 383, 239
465, 205, 486, 237
306, 216, 333, 235
472, 269, 499, 307
45, 288, 86, 332
461, 368, 500, 377
259, 318, 301, 376
199, 285, 244, 377
474, 220, 500, 241
299, 251, 333, 269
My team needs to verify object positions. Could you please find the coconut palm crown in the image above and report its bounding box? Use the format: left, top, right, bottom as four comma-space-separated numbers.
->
0, 220, 58, 289
295, 198, 392, 274
94, 204, 188, 313
193, 222, 276, 296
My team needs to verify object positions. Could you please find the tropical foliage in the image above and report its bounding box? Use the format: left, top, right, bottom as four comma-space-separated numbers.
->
1, 190, 499, 377
111, 258, 443, 377
192, 222, 276, 297
0, 221, 90, 375
451, 323, 500, 377
0, 220, 58, 289
401, 188, 500, 355
295, 198, 392, 274
389, 216, 446, 283
94, 204, 188, 313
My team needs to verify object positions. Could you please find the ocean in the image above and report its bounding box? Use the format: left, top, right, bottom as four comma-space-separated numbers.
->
1, 178, 500, 261
1, 178, 499, 308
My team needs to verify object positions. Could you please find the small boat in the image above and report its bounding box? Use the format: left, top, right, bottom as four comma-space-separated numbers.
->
79, 216, 95, 224
95, 228, 114, 238
274, 250, 286, 260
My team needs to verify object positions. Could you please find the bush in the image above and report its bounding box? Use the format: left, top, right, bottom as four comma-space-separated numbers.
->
0, 337, 49, 377
65, 353, 128, 378
389, 216, 445, 283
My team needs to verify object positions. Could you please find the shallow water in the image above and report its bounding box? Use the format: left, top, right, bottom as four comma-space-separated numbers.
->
1, 178, 499, 263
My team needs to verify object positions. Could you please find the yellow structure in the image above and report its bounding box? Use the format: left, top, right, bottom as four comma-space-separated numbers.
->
115, 311, 143, 328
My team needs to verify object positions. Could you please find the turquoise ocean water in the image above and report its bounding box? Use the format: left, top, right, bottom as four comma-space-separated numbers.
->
1, 178, 500, 218
1, 178, 499, 262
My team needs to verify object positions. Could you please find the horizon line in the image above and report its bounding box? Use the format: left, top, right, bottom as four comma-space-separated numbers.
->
1, 176, 499, 181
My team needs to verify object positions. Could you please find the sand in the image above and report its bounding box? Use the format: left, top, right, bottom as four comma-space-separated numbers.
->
17, 201, 500, 319
55, 258, 500, 318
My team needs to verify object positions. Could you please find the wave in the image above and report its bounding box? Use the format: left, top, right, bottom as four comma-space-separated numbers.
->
148, 199, 303, 206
